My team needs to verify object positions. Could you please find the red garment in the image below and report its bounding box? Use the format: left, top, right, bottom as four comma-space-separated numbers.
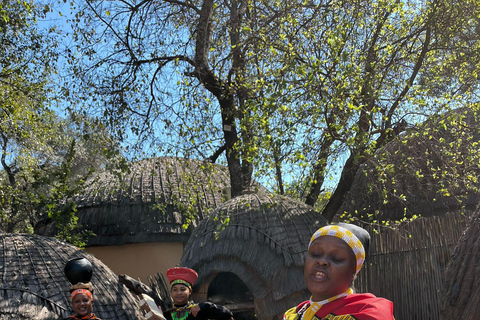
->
287, 293, 394, 320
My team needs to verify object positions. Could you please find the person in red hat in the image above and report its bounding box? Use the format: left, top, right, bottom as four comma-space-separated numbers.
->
144, 267, 233, 320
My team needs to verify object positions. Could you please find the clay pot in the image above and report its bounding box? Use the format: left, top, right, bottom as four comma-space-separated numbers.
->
64, 257, 93, 285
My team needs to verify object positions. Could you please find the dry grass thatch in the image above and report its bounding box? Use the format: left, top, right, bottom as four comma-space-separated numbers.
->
181, 189, 328, 320
338, 107, 480, 221
0, 302, 60, 320
439, 207, 480, 319
354, 211, 473, 320
72, 157, 229, 210
37, 157, 231, 246
0, 234, 144, 319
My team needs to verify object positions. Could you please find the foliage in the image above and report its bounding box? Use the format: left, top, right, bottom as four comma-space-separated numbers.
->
0, 101, 119, 242
0, 1, 123, 245
0, 0, 57, 233
65, 0, 480, 222
336, 104, 480, 224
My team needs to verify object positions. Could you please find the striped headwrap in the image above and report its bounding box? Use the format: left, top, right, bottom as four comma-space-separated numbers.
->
70, 288, 93, 301
171, 279, 192, 290
309, 224, 366, 276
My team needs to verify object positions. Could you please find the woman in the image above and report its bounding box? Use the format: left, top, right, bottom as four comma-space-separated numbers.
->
161, 267, 233, 320
64, 283, 101, 320
284, 223, 394, 320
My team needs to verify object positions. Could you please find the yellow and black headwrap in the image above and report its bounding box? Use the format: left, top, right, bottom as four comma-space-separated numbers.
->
309, 223, 370, 276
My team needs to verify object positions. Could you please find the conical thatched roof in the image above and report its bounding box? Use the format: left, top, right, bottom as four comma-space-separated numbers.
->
337, 108, 480, 221
180, 189, 327, 320
37, 157, 230, 246
440, 207, 480, 319
0, 234, 143, 320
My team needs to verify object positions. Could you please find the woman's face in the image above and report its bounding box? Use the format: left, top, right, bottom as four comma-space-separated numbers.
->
171, 284, 191, 305
72, 293, 93, 316
304, 235, 356, 301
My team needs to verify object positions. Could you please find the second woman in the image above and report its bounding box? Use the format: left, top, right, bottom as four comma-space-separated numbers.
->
163, 267, 233, 320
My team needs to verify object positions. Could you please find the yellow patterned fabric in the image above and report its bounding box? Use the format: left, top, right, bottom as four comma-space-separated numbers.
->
309, 225, 365, 275
303, 288, 353, 320
284, 293, 394, 320
284, 289, 354, 320
284, 306, 301, 320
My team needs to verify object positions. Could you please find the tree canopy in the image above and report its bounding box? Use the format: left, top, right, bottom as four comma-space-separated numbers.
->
0, 1, 123, 244
62, 0, 480, 222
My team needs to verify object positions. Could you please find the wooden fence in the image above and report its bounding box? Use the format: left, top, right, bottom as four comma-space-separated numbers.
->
354, 211, 473, 320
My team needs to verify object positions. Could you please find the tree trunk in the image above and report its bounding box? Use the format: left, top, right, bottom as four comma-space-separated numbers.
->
321, 153, 361, 222
1, 134, 18, 233
194, 0, 248, 197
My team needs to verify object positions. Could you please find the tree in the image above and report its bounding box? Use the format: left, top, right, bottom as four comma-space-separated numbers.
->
0, 0, 59, 233
0, 99, 121, 236
0, 1, 123, 242
66, 0, 480, 222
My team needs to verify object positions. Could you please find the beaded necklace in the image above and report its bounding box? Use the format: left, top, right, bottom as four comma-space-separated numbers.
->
171, 301, 195, 320
301, 288, 354, 320
172, 310, 189, 320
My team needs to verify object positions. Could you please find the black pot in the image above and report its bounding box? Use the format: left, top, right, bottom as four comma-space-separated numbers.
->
64, 257, 93, 285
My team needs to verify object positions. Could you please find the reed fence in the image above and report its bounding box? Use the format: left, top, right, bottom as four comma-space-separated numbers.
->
355, 211, 473, 320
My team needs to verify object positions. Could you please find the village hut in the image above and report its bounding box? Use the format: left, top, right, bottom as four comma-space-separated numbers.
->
180, 189, 328, 320
335, 107, 480, 320
439, 205, 480, 319
36, 157, 230, 283
0, 233, 143, 320
337, 107, 480, 221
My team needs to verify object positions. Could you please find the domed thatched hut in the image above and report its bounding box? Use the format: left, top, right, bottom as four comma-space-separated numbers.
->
440, 206, 480, 319
0, 234, 143, 320
180, 189, 328, 320
338, 107, 480, 221
36, 157, 230, 283
334, 108, 480, 320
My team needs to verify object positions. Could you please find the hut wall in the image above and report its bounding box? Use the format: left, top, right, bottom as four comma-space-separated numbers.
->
0, 234, 143, 320
86, 241, 184, 283
355, 211, 472, 320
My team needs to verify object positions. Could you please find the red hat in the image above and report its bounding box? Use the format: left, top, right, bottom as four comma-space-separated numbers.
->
166, 267, 198, 289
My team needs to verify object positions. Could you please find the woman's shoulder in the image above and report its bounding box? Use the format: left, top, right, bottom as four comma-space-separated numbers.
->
339, 293, 394, 319
345, 293, 393, 305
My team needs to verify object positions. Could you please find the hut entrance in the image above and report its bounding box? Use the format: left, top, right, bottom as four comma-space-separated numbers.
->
207, 272, 256, 320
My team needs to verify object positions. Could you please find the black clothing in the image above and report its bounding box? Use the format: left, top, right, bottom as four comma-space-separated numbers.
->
164, 302, 233, 320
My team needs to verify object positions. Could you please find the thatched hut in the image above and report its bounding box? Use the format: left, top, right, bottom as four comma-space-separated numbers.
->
0, 233, 143, 320
36, 157, 230, 283
180, 189, 328, 320
337, 107, 480, 221
334, 108, 480, 320
439, 207, 480, 319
